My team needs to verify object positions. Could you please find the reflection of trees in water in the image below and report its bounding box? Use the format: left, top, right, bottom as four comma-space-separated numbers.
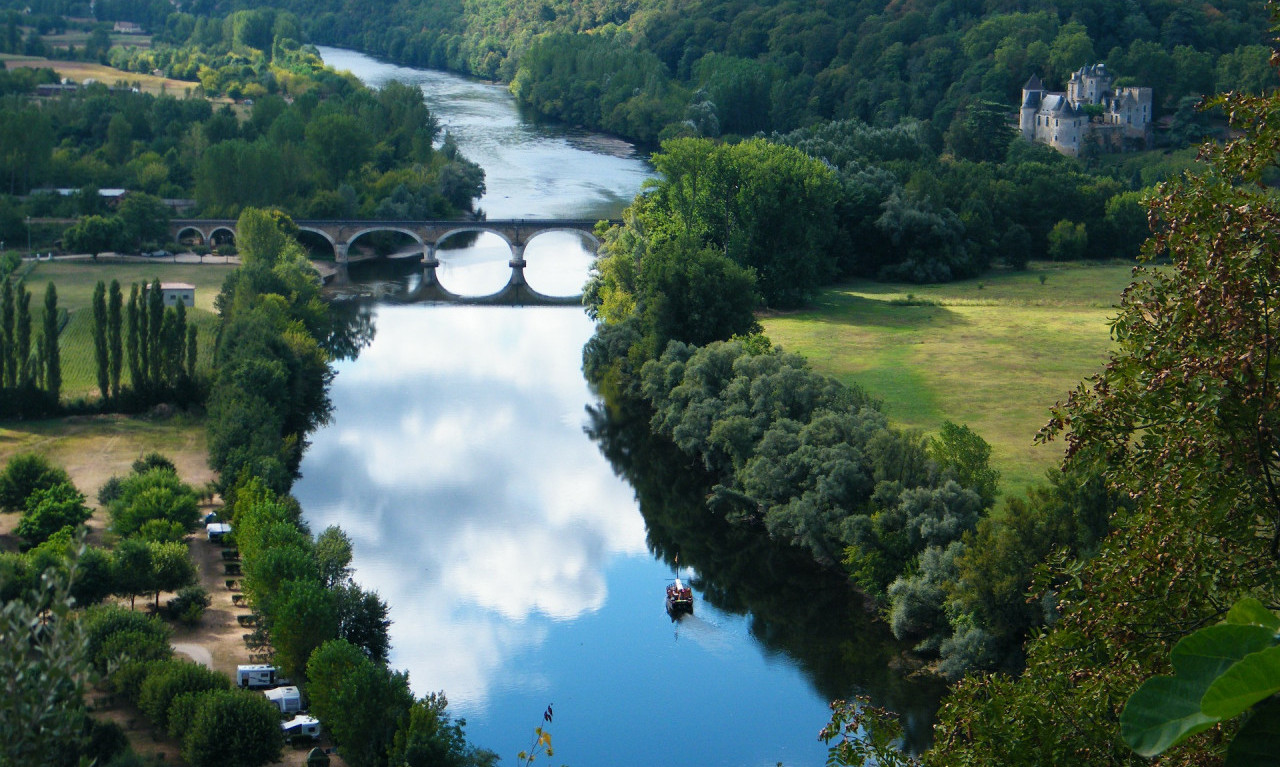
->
323, 298, 377, 361
584, 398, 946, 752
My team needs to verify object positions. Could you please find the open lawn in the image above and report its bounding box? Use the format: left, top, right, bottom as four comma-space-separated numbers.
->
760, 260, 1139, 497
21, 259, 234, 401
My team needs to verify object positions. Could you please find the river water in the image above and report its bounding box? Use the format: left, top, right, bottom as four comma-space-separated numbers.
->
294, 46, 944, 766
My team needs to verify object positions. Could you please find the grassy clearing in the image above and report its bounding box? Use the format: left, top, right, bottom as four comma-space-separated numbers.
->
760, 260, 1138, 497
20, 260, 234, 401
0, 413, 214, 505
0, 53, 197, 96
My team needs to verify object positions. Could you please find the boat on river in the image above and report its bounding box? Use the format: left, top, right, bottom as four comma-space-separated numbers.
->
666, 575, 694, 616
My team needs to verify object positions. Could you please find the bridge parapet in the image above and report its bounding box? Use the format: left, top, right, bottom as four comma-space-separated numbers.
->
171, 218, 615, 260
171, 217, 619, 304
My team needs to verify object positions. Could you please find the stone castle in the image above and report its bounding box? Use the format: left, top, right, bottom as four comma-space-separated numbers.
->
1019, 64, 1153, 156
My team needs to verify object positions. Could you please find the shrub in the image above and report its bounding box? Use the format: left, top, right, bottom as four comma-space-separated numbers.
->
80, 604, 172, 675
16, 481, 91, 547
131, 452, 176, 475
139, 659, 230, 729
108, 468, 200, 538
97, 476, 123, 507
166, 585, 212, 625
0, 453, 71, 512
181, 689, 282, 767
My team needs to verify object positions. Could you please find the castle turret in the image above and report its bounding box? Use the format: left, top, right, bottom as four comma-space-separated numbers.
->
1020, 74, 1045, 140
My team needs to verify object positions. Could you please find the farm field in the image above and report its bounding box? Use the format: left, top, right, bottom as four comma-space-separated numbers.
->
0, 51, 200, 96
760, 260, 1138, 497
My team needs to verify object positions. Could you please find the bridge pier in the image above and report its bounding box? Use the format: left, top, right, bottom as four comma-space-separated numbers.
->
421, 243, 443, 289
507, 244, 527, 288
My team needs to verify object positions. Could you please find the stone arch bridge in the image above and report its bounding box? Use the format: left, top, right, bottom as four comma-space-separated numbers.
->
171, 218, 617, 304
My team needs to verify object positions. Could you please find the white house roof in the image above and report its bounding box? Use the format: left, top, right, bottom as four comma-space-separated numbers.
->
160, 282, 195, 290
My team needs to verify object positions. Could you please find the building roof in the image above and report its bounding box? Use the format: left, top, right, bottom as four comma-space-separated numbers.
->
160, 282, 195, 290
1023, 74, 1044, 92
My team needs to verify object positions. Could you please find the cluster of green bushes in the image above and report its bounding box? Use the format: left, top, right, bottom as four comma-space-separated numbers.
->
1, 561, 133, 767
0, 452, 205, 609
84, 604, 284, 767
0, 447, 220, 765
772, 119, 1154, 279
61, 193, 173, 257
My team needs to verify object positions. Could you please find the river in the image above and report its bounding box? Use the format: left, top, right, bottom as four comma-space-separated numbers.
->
293, 46, 944, 766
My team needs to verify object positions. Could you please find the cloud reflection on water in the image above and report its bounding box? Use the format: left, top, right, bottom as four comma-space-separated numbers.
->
295, 305, 646, 709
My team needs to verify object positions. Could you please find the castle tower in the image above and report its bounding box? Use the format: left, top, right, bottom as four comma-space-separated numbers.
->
1020, 74, 1045, 141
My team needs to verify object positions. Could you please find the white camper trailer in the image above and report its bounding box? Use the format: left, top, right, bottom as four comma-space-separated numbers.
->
207, 522, 232, 542
282, 715, 322, 742
236, 664, 277, 689
264, 685, 303, 714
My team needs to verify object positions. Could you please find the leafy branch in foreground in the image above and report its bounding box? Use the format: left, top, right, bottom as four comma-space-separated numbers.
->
1121, 597, 1280, 763
516, 704, 559, 767
820, 698, 920, 767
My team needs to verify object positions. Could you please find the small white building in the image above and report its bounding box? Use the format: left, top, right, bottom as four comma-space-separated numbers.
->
236, 664, 277, 688
264, 685, 303, 714
160, 282, 195, 308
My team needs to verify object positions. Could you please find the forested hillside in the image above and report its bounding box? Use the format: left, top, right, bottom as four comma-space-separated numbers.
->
91, 0, 1275, 144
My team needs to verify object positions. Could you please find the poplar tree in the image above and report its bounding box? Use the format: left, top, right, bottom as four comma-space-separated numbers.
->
147, 278, 163, 388
173, 301, 187, 384
136, 282, 150, 391
1, 275, 13, 388
108, 279, 122, 400
159, 308, 177, 387
15, 282, 30, 388
185, 325, 197, 381
91, 281, 108, 401
126, 283, 141, 392
42, 282, 59, 404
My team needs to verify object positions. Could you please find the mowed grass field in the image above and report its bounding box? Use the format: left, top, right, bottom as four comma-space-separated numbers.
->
0, 51, 198, 97
19, 260, 235, 402
760, 260, 1139, 497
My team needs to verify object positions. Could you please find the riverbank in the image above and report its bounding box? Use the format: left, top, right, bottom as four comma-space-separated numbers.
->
761, 260, 1134, 497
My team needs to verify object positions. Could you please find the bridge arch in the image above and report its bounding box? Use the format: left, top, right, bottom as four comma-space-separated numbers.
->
297, 226, 337, 256
524, 227, 602, 249
434, 226, 513, 252
345, 227, 426, 250
209, 227, 237, 247
176, 226, 207, 245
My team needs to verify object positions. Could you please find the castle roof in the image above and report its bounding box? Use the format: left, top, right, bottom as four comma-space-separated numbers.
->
1023, 74, 1044, 92
1022, 89, 1042, 108
1071, 63, 1110, 81
1042, 94, 1077, 114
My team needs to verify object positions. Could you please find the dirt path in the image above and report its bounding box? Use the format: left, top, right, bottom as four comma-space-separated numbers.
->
172, 642, 214, 668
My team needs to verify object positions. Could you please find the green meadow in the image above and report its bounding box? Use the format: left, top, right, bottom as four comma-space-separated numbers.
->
17, 260, 236, 402
760, 260, 1139, 497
